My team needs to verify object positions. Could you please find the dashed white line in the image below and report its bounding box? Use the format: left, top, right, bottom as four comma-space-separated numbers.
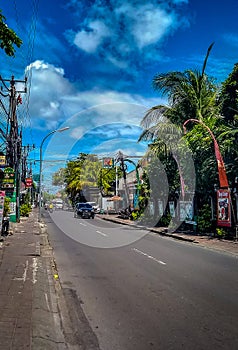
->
80, 222, 87, 226
96, 230, 108, 237
32, 257, 38, 284
132, 248, 166, 265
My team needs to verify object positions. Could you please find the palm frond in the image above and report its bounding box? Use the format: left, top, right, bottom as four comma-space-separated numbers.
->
140, 105, 170, 128
201, 42, 214, 78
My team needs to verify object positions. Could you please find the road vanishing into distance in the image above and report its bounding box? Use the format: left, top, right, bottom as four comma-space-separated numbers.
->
44, 210, 238, 350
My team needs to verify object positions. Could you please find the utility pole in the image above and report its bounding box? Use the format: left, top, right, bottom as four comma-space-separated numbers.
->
0, 75, 27, 222
117, 151, 130, 208
21, 144, 35, 206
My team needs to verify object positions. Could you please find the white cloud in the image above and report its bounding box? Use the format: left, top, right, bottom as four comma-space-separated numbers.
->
25, 60, 74, 129
131, 6, 175, 48
70, 126, 85, 139
73, 20, 110, 53
116, 3, 175, 48
26, 60, 166, 135
64, 1, 189, 68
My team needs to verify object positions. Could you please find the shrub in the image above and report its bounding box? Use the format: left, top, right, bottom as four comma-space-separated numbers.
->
197, 204, 212, 234
20, 203, 31, 217
157, 213, 172, 227
3, 197, 10, 216
216, 228, 226, 238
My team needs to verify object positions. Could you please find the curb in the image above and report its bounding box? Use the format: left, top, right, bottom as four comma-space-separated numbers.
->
100, 216, 197, 243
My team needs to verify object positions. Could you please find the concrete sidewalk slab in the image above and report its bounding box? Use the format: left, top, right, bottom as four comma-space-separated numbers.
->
0, 209, 67, 350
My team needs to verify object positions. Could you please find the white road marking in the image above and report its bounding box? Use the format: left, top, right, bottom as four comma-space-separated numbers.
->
23, 260, 29, 281
13, 260, 29, 282
32, 257, 38, 284
96, 230, 108, 237
80, 222, 87, 226
44, 292, 50, 311
132, 248, 166, 265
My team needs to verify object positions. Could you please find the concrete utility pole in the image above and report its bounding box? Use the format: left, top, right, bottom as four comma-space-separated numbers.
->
0, 75, 27, 222
117, 151, 130, 208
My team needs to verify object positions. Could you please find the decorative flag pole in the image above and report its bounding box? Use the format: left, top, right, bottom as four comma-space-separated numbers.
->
183, 119, 231, 227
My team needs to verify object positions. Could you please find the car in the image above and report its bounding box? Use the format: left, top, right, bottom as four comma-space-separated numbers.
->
74, 202, 95, 219
55, 200, 63, 210
86, 201, 100, 213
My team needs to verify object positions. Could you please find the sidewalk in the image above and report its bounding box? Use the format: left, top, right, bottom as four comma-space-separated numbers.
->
98, 214, 238, 257
0, 209, 66, 350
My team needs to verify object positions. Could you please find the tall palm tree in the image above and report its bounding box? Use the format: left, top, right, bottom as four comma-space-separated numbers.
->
138, 43, 222, 221
140, 43, 218, 137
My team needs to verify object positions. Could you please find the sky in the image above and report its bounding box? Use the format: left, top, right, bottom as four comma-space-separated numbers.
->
1, 0, 238, 190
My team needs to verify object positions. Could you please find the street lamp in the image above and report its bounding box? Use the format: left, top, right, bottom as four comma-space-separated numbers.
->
38, 126, 69, 221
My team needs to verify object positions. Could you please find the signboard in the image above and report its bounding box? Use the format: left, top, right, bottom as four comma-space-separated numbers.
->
179, 201, 194, 221
25, 178, 33, 188
9, 190, 17, 222
158, 200, 164, 216
0, 156, 6, 165
217, 189, 231, 227
1, 167, 15, 190
169, 201, 175, 218
133, 192, 139, 210
0, 191, 5, 232
102, 157, 114, 168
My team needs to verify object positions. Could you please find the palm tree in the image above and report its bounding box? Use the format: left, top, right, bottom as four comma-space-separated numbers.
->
138, 44, 225, 229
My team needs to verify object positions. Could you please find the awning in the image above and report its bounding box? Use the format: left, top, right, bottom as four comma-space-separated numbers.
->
107, 195, 122, 201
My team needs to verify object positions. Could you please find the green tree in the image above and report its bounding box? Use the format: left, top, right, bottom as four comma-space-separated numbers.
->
63, 153, 119, 203
0, 9, 22, 56
141, 43, 218, 131
138, 44, 231, 231
219, 63, 238, 124
52, 168, 66, 187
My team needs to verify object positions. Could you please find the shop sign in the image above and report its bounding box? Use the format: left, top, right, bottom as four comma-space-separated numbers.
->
25, 178, 33, 188
217, 189, 231, 227
102, 158, 114, 168
1, 168, 15, 190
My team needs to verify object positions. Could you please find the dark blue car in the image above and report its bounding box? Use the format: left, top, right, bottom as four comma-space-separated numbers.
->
74, 202, 95, 219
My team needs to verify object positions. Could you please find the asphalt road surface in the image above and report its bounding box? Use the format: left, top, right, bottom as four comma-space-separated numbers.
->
45, 210, 238, 350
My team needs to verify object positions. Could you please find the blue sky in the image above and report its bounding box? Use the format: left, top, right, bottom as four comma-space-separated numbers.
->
1, 0, 238, 188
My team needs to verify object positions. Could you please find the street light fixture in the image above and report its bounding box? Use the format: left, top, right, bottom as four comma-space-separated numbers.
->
38, 126, 69, 221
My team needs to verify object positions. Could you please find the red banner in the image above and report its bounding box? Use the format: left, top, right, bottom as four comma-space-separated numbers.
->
217, 189, 231, 227
214, 140, 229, 188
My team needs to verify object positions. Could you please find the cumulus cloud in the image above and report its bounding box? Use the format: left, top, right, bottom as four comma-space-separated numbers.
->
26, 60, 165, 132
25, 60, 75, 129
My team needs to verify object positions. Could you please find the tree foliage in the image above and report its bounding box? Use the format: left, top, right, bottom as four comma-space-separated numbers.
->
52, 168, 66, 187
61, 153, 119, 203
138, 44, 238, 233
0, 10, 22, 56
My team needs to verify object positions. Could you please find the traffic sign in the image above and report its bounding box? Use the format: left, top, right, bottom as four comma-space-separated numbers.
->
25, 178, 33, 188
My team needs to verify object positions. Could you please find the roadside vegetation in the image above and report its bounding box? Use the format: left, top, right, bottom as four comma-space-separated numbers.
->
54, 44, 238, 236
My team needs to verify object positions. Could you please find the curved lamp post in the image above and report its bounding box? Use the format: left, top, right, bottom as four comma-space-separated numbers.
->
38, 126, 69, 221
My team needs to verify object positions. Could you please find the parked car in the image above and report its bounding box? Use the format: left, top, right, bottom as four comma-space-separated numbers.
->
86, 201, 100, 213
74, 202, 95, 219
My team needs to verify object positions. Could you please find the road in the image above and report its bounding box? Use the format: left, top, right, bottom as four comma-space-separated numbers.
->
45, 209, 238, 350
